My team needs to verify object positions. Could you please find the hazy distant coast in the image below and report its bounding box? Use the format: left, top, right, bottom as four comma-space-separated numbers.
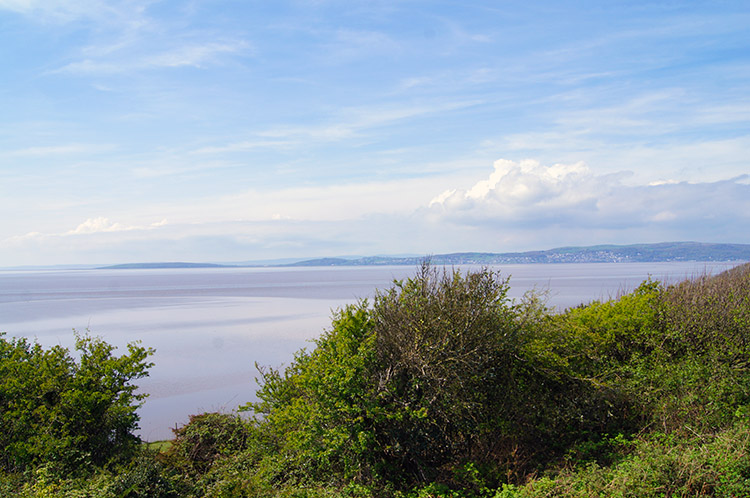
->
96, 241, 750, 270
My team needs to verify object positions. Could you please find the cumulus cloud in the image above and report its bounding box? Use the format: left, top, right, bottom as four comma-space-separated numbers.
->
429, 159, 609, 222
427, 159, 750, 233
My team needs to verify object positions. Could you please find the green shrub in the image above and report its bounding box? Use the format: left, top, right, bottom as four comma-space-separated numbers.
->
110, 454, 180, 498
240, 264, 630, 491
506, 422, 750, 497
658, 263, 750, 359
625, 264, 750, 433
167, 412, 252, 475
0, 332, 153, 475
244, 300, 378, 486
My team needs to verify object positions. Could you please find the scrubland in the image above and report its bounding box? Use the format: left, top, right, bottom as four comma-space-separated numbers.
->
2, 262, 749, 497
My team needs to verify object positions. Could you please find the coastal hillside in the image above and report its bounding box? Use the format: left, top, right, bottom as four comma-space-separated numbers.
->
1, 262, 749, 497
91, 242, 750, 270
288, 241, 750, 266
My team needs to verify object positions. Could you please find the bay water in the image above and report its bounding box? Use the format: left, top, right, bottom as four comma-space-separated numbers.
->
0, 262, 741, 440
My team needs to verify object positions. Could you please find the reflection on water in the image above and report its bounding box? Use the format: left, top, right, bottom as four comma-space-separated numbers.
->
0, 262, 740, 440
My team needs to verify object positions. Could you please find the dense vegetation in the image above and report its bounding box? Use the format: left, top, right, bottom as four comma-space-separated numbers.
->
1, 262, 749, 497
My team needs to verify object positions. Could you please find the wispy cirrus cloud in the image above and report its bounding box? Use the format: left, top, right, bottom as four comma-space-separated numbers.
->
0, 0, 112, 22
330, 28, 399, 57
0, 0, 158, 33
195, 99, 484, 153
55, 40, 252, 74
8, 143, 115, 157
1, 0, 252, 76
190, 140, 295, 155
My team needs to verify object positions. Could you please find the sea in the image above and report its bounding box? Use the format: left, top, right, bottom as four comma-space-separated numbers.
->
0, 261, 742, 441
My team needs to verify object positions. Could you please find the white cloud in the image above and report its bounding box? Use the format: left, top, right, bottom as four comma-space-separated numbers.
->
483, 132, 750, 184
73, 217, 167, 234
429, 159, 606, 220
67, 217, 125, 234
65, 217, 159, 235
1, 218, 168, 247
0, 231, 45, 248
427, 159, 750, 232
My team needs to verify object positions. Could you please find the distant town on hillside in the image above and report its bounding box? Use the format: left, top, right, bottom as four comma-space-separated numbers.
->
98, 242, 750, 270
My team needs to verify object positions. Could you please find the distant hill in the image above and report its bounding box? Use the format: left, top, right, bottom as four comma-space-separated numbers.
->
286, 242, 750, 266
99, 262, 231, 270
87, 242, 750, 270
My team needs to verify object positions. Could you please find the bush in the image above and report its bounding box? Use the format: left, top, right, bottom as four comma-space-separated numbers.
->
0, 332, 153, 474
242, 264, 628, 491
167, 412, 252, 474
504, 422, 750, 497
369, 264, 625, 485
658, 263, 750, 359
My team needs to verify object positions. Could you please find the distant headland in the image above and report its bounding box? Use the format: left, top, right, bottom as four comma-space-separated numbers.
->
96, 242, 750, 270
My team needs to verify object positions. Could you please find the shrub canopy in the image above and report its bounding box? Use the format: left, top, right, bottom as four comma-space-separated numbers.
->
0, 333, 153, 474
244, 264, 627, 489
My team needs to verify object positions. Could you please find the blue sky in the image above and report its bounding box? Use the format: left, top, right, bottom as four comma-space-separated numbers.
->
1, 0, 749, 266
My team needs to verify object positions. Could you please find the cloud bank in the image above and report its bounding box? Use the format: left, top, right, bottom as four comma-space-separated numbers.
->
427, 159, 750, 236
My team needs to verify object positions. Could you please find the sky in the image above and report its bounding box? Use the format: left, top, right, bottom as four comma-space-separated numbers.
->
1, 0, 749, 266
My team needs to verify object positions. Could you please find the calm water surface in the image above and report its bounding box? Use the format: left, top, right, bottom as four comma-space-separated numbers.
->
0, 262, 740, 440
